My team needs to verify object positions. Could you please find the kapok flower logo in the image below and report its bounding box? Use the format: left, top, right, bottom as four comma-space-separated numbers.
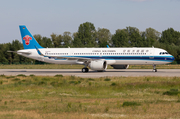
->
23, 35, 32, 45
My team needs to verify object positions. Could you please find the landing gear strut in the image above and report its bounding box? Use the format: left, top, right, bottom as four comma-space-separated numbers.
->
82, 62, 89, 73
152, 65, 157, 72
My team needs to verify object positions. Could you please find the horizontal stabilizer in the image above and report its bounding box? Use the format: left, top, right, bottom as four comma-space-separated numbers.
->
7, 50, 31, 55
7, 51, 17, 53
17, 50, 31, 54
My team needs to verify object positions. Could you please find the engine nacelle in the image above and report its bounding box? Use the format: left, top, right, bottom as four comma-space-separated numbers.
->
89, 60, 107, 71
111, 65, 129, 69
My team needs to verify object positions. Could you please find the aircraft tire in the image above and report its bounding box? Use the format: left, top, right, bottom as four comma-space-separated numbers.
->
82, 68, 89, 73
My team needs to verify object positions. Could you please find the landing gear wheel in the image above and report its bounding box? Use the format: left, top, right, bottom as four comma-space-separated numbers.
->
82, 68, 89, 73
86, 68, 89, 72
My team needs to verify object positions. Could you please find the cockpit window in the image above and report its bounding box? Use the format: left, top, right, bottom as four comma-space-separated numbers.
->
159, 52, 169, 55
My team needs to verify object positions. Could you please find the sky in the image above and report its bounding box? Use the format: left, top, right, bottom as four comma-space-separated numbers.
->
0, 0, 180, 43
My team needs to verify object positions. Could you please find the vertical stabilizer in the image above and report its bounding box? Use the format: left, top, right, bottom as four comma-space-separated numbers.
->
19, 25, 43, 49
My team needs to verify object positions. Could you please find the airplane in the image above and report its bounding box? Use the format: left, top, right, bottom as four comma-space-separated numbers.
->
10, 25, 175, 73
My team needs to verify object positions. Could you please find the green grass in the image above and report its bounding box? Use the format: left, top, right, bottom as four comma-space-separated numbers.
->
163, 89, 180, 95
17, 74, 26, 77
0, 76, 180, 118
122, 101, 141, 107
104, 78, 111, 81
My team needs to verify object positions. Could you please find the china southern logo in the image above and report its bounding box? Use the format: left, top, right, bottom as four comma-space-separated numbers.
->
23, 35, 32, 45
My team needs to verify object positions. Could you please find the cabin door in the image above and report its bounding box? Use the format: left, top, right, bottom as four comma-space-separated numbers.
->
149, 49, 154, 59
70, 51, 74, 56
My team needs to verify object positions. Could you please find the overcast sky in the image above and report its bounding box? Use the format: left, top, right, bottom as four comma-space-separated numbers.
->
0, 0, 180, 43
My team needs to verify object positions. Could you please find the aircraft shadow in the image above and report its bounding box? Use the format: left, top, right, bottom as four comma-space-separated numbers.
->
8, 70, 163, 74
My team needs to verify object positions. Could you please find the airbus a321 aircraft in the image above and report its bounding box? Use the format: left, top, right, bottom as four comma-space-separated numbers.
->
12, 25, 175, 72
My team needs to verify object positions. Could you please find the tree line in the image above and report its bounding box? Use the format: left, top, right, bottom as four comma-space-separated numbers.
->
0, 22, 180, 64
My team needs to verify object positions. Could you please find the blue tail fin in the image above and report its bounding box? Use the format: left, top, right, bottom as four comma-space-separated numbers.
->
19, 25, 43, 49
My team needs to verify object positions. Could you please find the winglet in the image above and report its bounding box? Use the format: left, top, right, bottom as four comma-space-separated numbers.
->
35, 46, 44, 56
107, 45, 110, 48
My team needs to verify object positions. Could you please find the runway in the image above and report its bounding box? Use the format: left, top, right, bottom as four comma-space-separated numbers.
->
0, 69, 180, 77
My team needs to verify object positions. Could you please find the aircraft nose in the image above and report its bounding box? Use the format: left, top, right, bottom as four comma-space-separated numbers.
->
171, 55, 175, 62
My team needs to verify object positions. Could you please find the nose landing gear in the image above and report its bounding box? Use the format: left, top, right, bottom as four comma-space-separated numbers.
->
153, 65, 157, 72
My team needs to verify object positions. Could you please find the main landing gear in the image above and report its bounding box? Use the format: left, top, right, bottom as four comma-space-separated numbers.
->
82, 67, 89, 73
152, 65, 157, 72
82, 61, 89, 73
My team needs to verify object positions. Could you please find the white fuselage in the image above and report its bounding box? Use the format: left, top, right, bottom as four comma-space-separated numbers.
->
17, 47, 175, 65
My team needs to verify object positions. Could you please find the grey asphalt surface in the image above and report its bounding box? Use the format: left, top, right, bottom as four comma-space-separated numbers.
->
0, 69, 180, 77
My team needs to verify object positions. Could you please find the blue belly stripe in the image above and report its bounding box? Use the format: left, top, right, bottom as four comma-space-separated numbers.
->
46, 55, 175, 62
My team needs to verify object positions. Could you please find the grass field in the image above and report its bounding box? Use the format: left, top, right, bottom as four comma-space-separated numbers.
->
0, 64, 180, 69
0, 74, 180, 118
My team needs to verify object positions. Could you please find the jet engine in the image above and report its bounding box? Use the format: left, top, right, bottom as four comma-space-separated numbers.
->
111, 65, 129, 69
89, 60, 107, 71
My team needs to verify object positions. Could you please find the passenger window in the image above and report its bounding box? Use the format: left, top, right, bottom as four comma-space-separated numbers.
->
137, 50, 139, 52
